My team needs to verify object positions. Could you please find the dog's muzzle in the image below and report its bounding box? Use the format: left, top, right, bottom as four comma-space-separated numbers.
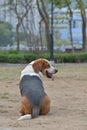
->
46, 69, 58, 80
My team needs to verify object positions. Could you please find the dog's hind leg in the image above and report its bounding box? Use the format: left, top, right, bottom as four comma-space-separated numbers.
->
19, 96, 32, 115
40, 94, 50, 115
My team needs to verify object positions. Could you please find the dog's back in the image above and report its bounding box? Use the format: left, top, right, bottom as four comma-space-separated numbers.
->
20, 75, 46, 117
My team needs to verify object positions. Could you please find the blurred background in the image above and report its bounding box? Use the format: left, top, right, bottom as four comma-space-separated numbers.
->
0, 0, 87, 53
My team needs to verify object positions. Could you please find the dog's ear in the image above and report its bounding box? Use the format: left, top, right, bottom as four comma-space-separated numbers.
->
33, 59, 43, 73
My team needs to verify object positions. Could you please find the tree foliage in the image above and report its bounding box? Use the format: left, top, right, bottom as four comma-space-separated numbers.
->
36, 0, 50, 51
0, 0, 87, 51
54, 0, 87, 51
76, 0, 87, 51
0, 21, 13, 46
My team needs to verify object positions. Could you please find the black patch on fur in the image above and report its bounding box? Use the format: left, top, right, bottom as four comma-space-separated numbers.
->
19, 75, 46, 117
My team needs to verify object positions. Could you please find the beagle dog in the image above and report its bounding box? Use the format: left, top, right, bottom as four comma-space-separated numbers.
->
18, 59, 58, 120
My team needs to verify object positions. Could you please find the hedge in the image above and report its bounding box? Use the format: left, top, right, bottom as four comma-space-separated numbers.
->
0, 51, 87, 63
54, 53, 87, 63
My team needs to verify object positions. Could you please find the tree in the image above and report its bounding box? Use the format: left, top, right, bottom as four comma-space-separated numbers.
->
36, 0, 50, 51
54, 0, 74, 53
55, 0, 87, 51
65, 0, 74, 53
76, 0, 87, 51
7, 0, 40, 51
0, 21, 13, 46
7, 0, 32, 51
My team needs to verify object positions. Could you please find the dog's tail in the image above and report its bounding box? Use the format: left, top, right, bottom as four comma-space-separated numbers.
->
32, 106, 40, 118
17, 114, 32, 121
17, 107, 40, 120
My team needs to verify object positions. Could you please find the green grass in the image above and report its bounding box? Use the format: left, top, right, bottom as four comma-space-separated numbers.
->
57, 63, 87, 80
0, 63, 87, 81
0, 64, 24, 79
0, 110, 8, 113
0, 93, 9, 99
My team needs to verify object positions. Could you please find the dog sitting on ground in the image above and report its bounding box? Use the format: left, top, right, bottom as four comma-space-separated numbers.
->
18, 58, 58, 120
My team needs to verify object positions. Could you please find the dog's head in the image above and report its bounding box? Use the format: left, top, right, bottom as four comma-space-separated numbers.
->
33, 59, 58, 80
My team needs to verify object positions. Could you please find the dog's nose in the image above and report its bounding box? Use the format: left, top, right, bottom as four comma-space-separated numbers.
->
55, 69, 58, 73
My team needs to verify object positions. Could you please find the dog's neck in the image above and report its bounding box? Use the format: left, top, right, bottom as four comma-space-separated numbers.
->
20, 63, 43, 80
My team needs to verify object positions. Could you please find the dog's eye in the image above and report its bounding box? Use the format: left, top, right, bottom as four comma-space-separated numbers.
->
47, 64, 50, 67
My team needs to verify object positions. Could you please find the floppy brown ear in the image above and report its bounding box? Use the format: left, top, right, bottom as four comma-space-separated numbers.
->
32, 60, 43, 73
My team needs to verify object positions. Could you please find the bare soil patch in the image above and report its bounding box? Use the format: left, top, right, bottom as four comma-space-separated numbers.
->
0, 63, 87, 130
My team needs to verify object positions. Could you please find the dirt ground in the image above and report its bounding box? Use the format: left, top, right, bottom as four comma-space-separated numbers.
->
0, 63, 87, 130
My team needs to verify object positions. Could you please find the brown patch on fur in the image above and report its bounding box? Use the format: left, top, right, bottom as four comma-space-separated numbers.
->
19, 95, 50, 116
40, 95, 50, 115
19, 96, 32, 115
33, 59, 50, 73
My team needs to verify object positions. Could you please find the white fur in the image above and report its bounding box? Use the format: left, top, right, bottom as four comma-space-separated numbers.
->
17, 114, 32, 121
20, 61, 43, 79
20, 59, 55, 80
46, 64, 56, 74
42, 59, 55, 74
43, 59, 56, 74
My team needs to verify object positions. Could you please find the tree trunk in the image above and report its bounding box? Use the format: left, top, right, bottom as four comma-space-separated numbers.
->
67, 3, 74, 53
81, 12, 86, 51
69, 19, 74, 53
16, 24, 20, 51
39, 20, 43, 50
45, 22, 50, 51
36, 0, 50, 51
76, 0, 87, 51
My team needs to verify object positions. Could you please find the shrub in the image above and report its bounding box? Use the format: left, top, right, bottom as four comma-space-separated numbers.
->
0, 51, 87, 63
0, 54, 8, 62
54, 52, 87, 63
24, 54, 39, 63
7, 54, 24, 63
